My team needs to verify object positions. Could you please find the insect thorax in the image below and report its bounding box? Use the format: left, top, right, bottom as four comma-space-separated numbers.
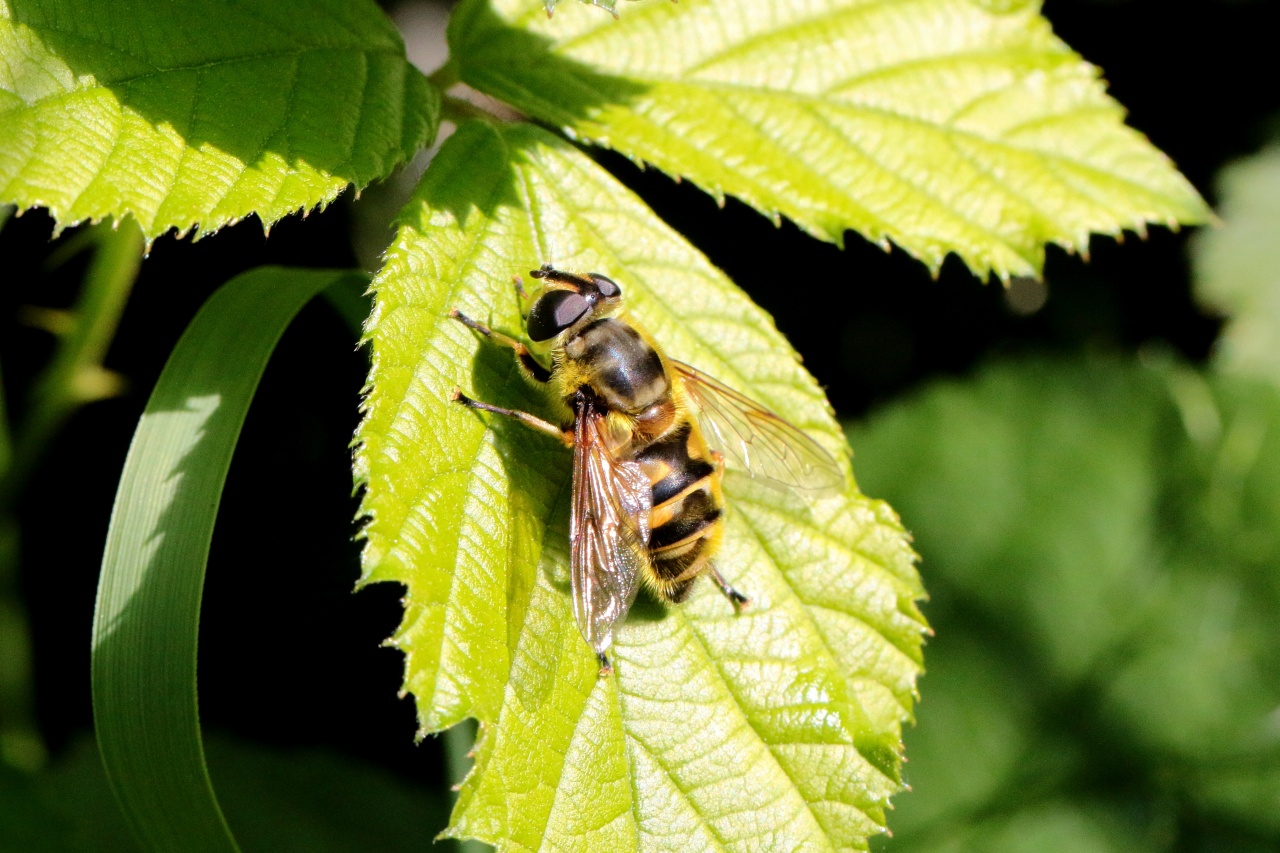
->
563, 318, 671, 416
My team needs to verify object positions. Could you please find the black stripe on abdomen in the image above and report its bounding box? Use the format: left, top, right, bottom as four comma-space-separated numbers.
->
652, 463, 715, 507
652, 537, 709, 584
636, 424, 716, 506
649, 489, 720, 550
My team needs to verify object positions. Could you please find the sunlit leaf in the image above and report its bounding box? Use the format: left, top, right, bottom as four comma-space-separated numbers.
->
0, 0, 438, 240
451, 0, 1208, 279
356, 119, 926, 852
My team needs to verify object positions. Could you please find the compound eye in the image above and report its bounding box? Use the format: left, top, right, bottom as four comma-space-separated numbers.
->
527, 290, 591, 341
589, 274, 621, 298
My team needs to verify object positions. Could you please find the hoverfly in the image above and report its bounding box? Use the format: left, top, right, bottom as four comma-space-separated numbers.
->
450, 265, 843, 674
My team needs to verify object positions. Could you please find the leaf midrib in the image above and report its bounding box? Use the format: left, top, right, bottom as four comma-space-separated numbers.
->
673, 596, 885, 842
468, 76, 1156, 273
518, 127, 882, 851
546, 0, 1031, 73
516, 140, 843, 435
637, 77, 1190, 211
465, 21, 1194, 236
101, 45, 402, 91
7, 4, 397, 87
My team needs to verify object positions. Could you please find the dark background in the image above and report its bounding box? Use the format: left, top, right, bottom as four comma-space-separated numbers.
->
0, 0, 1274, 814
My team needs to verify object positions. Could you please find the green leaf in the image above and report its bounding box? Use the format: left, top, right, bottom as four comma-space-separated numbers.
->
0, 0, 438, 240
849, 357, 1280, 846
0, 732, 454, 853
92, 267, 365, 852
1192, 144, 1280, 385
450, 0, 1208, 279
876, 637, 1043, 840
205, 735, 452, 853
885, 801, 1160, 853
356, 119, 926, 852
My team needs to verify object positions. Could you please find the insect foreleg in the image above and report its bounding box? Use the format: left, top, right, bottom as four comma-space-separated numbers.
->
450, 388, 573, 446
513, 274, 530, 306
708, 564, 752, 613
449, 309, 551, 383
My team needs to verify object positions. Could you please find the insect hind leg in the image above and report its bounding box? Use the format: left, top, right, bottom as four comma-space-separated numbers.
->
708, 564, 752, 613
450, 388, 572, 446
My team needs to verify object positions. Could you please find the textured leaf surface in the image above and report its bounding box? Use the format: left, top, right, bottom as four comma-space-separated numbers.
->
1193, 144, 1280, 385
451, 0, 1208, 279
0, 0, 438, 239
355, 119, 926, 852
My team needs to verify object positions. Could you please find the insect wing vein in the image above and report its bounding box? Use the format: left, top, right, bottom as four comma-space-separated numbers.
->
672, 361, 844, 491
569, 400, 652, 654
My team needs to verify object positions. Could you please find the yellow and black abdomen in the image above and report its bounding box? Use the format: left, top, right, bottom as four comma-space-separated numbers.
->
633, 422, 724, 602
562, 315, 727, 603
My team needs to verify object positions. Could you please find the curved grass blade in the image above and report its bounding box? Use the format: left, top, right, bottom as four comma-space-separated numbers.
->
91, 267, 366, 852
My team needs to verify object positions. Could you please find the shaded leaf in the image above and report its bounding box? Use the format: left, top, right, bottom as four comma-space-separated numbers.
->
0, 733, 452, 853
451, 0, 1208, 279
850, 357, 1280, 847
884, 802, 1158, 853
0, 0, 438, 240
1192, 144, 1280, 385
879, 637, 1043, 839
356, 119, 926, 851
92, 267, 364, 852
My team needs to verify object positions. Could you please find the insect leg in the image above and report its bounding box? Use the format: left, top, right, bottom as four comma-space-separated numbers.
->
450, 388, 573, 446
449, 309, 551, 384
707, 564, 752, 613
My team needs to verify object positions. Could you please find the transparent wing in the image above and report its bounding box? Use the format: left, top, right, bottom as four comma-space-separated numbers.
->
569, 399, 653, 655
673, 361, 845, 492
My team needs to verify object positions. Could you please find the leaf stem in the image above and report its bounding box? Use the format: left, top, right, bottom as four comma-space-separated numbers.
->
428, 58, 460, 92
440, 95, 495, 125
3, 220, 144, 504
0, 512, 39, 772
0, 220, 143, 772
0, 278, 36, 773
0, 356, 10, 486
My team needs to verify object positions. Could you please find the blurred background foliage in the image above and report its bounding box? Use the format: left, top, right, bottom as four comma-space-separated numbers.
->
1, 0, 1278, 850
853, 357, 1280, 852
851, 141, 1280, 853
